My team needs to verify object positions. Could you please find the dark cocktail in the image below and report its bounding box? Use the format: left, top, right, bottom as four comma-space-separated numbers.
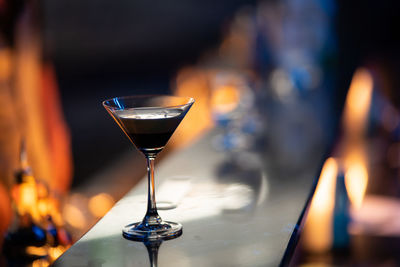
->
115, 107, 186, 154
103, 95, 194, 241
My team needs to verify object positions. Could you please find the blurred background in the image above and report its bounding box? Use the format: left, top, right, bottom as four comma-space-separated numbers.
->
1, 0, 400, 265
46, 0, 259, 187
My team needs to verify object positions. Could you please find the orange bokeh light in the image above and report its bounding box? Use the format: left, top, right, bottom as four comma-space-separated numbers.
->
88, 193, 115, 218
303, 157, 338, 252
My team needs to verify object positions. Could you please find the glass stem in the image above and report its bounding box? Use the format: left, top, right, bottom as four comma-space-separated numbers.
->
143, 155, 161, 226
145, 241, 161, 267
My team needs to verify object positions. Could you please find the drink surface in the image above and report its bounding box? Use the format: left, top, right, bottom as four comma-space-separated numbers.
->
115, 107, 185, 151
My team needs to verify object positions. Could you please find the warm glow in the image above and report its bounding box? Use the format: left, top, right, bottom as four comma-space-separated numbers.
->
63, 204, 86, 229
88, 193, 115, 218
0, 49, 12, 80
32, 259, 50, 267
344, 152, 368, 210
37, 197, 64, 226
10, 171, 70, 261
41, 63, 73, 194
19, 182, 37, 212
343, 68, 373, 137
172, 67, 214, 148
311, 158, 339, 212
48, 245, 68, 261
341, 68, 373, 210
26, 246, 48, 257
37, 199, 49, 216
211, 84, 240, 114
303, 158, 338, 252
29, 245, 68, 266
36, 182, 48, 198
15, 175, 41, 222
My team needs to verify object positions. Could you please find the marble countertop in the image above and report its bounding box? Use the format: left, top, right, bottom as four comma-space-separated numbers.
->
55, 129, 325, 267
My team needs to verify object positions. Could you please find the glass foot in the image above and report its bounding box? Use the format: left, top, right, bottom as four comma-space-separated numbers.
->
122, 221, 182, 241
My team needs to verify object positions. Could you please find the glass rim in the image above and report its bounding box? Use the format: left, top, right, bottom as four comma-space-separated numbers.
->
102, 94, 195, 110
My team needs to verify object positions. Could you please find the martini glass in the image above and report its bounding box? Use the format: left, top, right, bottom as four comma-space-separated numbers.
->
103, 95, 194, 241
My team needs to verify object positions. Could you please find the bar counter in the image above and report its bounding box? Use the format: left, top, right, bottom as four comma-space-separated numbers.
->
55, 128, 326, 267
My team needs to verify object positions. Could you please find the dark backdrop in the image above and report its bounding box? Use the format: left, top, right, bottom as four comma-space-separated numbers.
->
42, 0, 257, 187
